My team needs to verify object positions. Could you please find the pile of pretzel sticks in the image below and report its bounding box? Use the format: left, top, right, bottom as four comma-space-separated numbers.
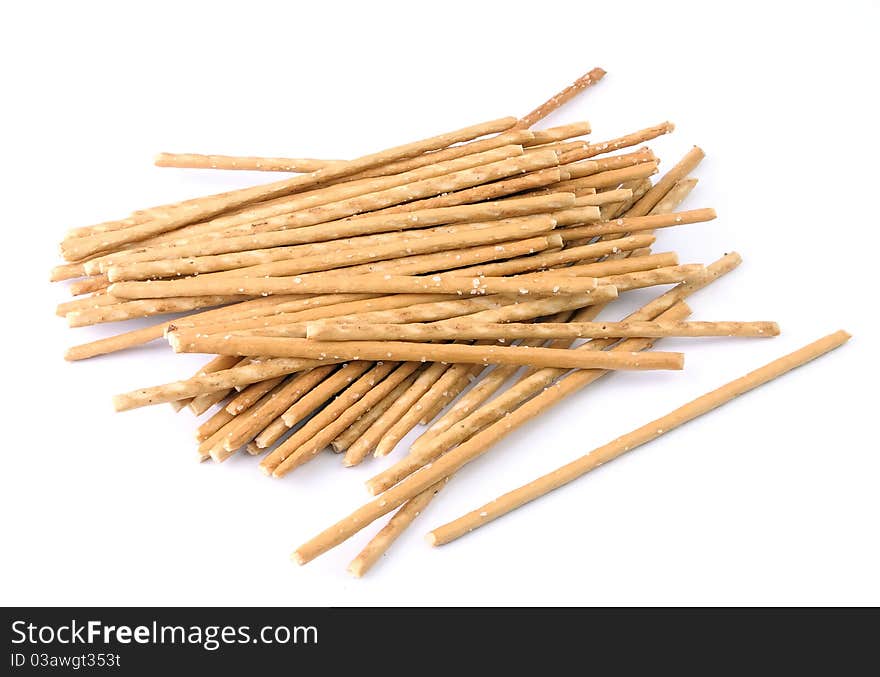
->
53, 68, 849, 576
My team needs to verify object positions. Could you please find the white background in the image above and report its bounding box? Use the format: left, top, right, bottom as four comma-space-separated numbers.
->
2, 1, 878, 606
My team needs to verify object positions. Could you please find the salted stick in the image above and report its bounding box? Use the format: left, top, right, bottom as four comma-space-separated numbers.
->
291, 254, 738, 563
61, 116, 519, 260
515, 67, 606, 128
557, 208, 716, 243
347, 480, 448, 578
169, 331, 683, 372
307, 320, 781, 342
427, 330, 851, 545
154, 152, 340, 173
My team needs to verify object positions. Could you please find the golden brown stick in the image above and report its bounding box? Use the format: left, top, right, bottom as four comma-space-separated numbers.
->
100, 193, 572, 265
106, 216, 557, 290
626, 146, 705, 217
112, 357, 328, 411
342, 128, 537, 182
560, 147, 657, 180
51, 261, 89, 282
56, 292, 114, 317
61, 117, 519, 260
68, 275, 109, 296
331, 371, 420, 452
516, 67, 606, 128
428, 330, 852, 545
347, 479, 448, 578
90, 144, 532, 268
417, 363, 484, 425
557, 208, 716, 242
343, 361, 454, 466
250, 366, 339, 448
174, 354, 242, 413
280, 362, 373, 428
367, 256, 739, 495
154, 152, 340, 173
170, 332, 684, 372
308, 320, 780, 342
226, 376, 286, 415
261, 362, 422, 474
196, 406, 236, 442
189, 387, 233, 416
67, 296, 247, 327
288, 255, 739, 563
369, 167, 566, 216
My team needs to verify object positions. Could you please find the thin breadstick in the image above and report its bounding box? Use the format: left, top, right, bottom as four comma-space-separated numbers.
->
551, 161, 660, 192
99, 193, 573, 266
571, 122, 675, 161
68, 275, 110, 296
369, 167, 567, 216
189, 387, 233, 416
280, 362, 374, 428
67, 295, 246, 327
106, 215, 557, 291
516, 67, 606, 128
347, 479, 448, 578
319, 259, 738, 561
226, 376, 286, 415
343, 129, 536, 182
56, 292, 115, 317
261, 362, 422, 474
427, 330, 852, 545
557, 208, 716, 242
560, 147, 657, 180
626, 146, 705, 217
308, 320, 780, 342
367, 255, 739, 495
51, 262, 89, 282
250, 366, 339, 448
417, 363, 484, 424
118, 273, 598, 300
61, 117, 519, 260
331, 371, 420, 452
342, 361, 454, 467
154, 152, 340, 173
112, 357, 329, 411
175, 354, 242, 413
522, 122, 592, 145
90, 144, 532, 268
169, 332, 684, 372
196, 406, 236, 442
374, 360, 487, 458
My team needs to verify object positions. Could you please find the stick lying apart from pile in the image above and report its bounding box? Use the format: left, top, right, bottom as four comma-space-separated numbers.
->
53, 67, 849, 577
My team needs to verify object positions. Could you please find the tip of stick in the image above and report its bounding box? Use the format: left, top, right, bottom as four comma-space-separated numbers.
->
257, 463, 272, 476
111, 395, 129, 412
364, 480, 381, 496
835, 329, 853, 342
346, 562, 365, 578
425, 532, 439, 547
290, 551, 306, 566
166, 332, 182, 351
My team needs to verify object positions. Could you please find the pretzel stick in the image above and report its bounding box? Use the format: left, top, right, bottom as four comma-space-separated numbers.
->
428, 330, 851, 545
309, 320, 779, 342
173, 354, 243, 413
170, 331, 683, 371
331, 371, 420, 452
261, 362, 422, 473
155, 153, 340, 173
56, 292, 115, 316
61, 117, 519, 260
112, 357, 332, 411
556, 208, 716, 243
90, 145, 532, 267
342, 361, 454, 467
368, 167, 567, 216
225, 376, 287, 415
516, 67, 606, 128
248, 366, 339, 448
560, 147, 657, 180
66, 275, 110, 296
417, 363, 484, 424
196, 406, 236, 443
106, 216, 557, 291
374, 360, 488, 458
280, 362, 373, 428
626, 146, 705, 217
291, 253, 740, 565
341, 129, 536, 182
347, 479, 448, 578
189, 387, 234, 416
99, 194, 573, 267
67, 295, 246, 327
50, 262, 89, 282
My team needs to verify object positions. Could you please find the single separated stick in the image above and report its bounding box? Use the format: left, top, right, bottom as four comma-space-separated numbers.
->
427, 330, 852, 545
155, 153, 340, 173
308, 320, 780, 342
515, 67, 606, 128
169, 332, 683, 372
